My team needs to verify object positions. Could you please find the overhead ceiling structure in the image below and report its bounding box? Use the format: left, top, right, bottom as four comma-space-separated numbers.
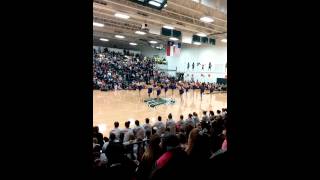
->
93, 0, 227, 50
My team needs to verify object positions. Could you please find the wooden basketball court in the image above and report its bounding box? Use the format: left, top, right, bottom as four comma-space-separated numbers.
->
93, 89, 227, 137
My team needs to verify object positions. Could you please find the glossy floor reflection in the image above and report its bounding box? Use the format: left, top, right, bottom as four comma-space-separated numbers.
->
93, 89, 227, 137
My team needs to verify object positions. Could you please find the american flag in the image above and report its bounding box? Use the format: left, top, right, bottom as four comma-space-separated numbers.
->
166, 41, 181, 56
174, 42, 181, 56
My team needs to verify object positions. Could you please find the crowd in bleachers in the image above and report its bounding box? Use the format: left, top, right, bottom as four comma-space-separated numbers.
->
93, 51, 227, 94
93, 50, 173, 91
93, 108, 228, 179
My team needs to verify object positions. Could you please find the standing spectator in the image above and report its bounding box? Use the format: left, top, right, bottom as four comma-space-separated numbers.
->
166, 113, 176, 135
176, 115, 185, 132
133, 120, 145, 140
201, 111, 209, 123
143, 118, 152, 134
110, 121, 121, 140
192, 112, 200, 127
185, 114, 194, 128
209, 111, 215, 122
121, 121, 134, 142
153, 116, 165, 135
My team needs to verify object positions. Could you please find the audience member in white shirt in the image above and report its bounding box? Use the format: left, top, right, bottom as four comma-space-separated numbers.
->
192, 112, 200, 127
142, 118, 152, 134
133, 120, 145, 140
176, 115, 185, 132
121, 121, 134, 142
152, 116, 165, 135
110, 121, 121, 140
221, 108, 227, 118
201, 111, 209, 123
185, 113, 194, 128
166, 113, 176, 135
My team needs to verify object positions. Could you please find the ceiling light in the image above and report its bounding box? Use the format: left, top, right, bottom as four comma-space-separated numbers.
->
149, 41, 157, 44
93, 22, 104, 27
148, 1, 161, 7
129, 42, 137, 46
135, 31, 146, 35
169, 37, 179, 41
193, 42, 201, 45
115, 35, 125, 39
114, 13, 130, 19
197, 33, 206, 37
99, 38, 109, 42
200, 16, 214, 23
163, 25, 174, 30
221, 38, 227, 43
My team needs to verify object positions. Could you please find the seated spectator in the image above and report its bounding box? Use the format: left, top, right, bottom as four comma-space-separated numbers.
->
150, 135, 189, 180
103, 137, 109, 143
105, 133, 125, 166
144, 130, 151, 141
102, 136, 111, 153
177, 133, 187, 150
186, 128, 211, 165
93, 126, 104, 147
136, 134, 162, 180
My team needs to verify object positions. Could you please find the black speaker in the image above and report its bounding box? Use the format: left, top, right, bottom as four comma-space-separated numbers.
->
209, 38, 216, 45
201, 37, 208, 43
192, 35, 201, 42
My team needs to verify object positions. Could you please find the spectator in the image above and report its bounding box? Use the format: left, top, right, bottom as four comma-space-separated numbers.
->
166, 113, 176, 135
110, 121, 121, 140
209, 111, 215, 121
150, 135, 189, 180
133, 120, 145, 140
177, 133, 187, 150
136, 134, 162, 180
215, 110, 222, 120
121, 121, 134, 142
176, 115, 185, 132
93, 126, 104, 147
153, 116, 165, 135
192, 112, 200, 127
186, 128, 211, 164
201, 111, 209, 123
221, 108, 227, 118
143, 118, 152, 134
185, 113, 194, 128
105, 133, 125, 166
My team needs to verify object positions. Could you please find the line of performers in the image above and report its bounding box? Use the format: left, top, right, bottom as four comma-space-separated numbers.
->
134, 81, 219, 101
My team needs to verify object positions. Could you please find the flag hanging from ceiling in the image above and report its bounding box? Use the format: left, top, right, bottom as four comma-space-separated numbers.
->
174, 42, 181, 56
166, 41, 174, 56
166, 41, 181, 56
